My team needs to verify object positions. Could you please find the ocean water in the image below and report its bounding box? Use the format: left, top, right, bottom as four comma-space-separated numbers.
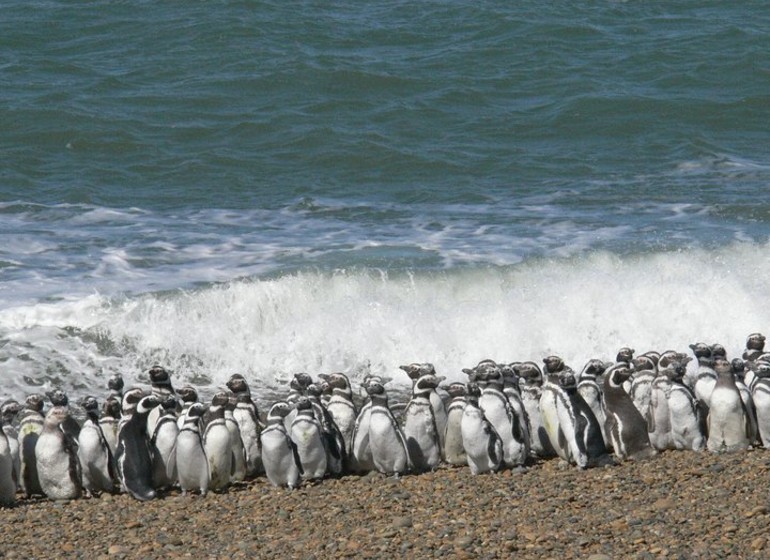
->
1, 0, 770, 406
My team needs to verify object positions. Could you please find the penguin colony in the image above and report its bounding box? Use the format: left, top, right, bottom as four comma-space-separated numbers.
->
0, 333, 769, 504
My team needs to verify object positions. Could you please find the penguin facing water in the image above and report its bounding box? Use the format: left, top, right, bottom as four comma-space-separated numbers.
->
708, 358, 751, 453
400, 363, 448, 450
19, 394, 45, 498
78, 396, 116, 496
603, 364, 655, 461
290, 397, 327, 481
174, 403, 209, 496
0, 415, 17, 505
36, 406, 82, 501
461, 383, 503, 475
151, 395, 180, 491
203, 393, 233, 492
260, 402, 302, 489
403, 373, 444, 473
366, 382, 409, 476
226, 374, 262, 478
442, 382, 468, 466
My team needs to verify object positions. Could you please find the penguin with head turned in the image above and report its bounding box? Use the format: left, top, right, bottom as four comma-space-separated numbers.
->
1, 400, 22, 489
400, 363, 448, 450
19, 394, 45, 498
176, 386, 199, 430
689, 342, 717, 406
46, 389, 81, 445
603, 363, 655, 461
664, 362, 705, 451
441, 382, 467, 466
749, 360, 770, 449
151, 394, 180, 491
99, 397, 121, 459
290, 397, 327, 481
0, 412, 17, 505
403, 373, 444, 473
707, 357, 751, 453
629, 354, 657, 418
203, 392, 234, 492
349, 378, 377, 474
577, 359, 611, 446
461, 383, 503, 475
226, 374, 262, 478
146, 365, 177, 437
515, 361, 555, 458
318, 372, 357, 460
115, 393, 161, 501
557, 374, 611, 468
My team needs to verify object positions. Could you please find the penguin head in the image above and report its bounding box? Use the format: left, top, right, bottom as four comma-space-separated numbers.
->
399, 362, 435, 381
121, 387, 146, 414
295, 396, 313, 413
107, 373, 124, 393
102, 397, 121, 419
226, 374, 249, 395
177, 386, 199, 404
442, 383, 467, 399
25, 393, 45, 413
266, 401, 293, 422
290, 373, 313, 393
664, 362, 687, 382
659, 350, 690, 369
631, 355, 656, 373
79, 396, 99, 414
731, 358, 746, 377
364, 382, 386, 397
306, 384, 323, 399
160, 394, 178, 413
465, 383, 481, 405
640, 351, 660, 368
747, 332, 766, 352
513, 362, 543, 385
751, 361, 770, 379
44, 405, 70, 427
148, 365, 172, 387
46, 389, 69, 407
689, 342, 712, 359
185, 402, 207, 420
608, 365, 633, 387
542, 356, 564, 374
711, 343, 727, 359
210, 392, 230, 408
318, 372, 351, 391
713, 357, 733, 377
1, 399, 21, 422
136, 395, 162, 415
616, 347, 635, 364
581, 359, 610, 379
413, 374, 444, 394
474, 360, 502, 385
559, 374, 578, 391
500, 363, 519, 387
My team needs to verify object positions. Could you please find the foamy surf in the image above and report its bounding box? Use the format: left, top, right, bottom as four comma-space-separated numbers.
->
0, 243, 768, 406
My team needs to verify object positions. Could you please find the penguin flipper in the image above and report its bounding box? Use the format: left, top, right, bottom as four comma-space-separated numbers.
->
166, 441, 177, 482
288, 436, 304, 476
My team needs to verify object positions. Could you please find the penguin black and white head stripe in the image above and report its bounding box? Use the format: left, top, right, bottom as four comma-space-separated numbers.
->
607, 364, 634, 386
711, 344, 727, 359
121, 388, 146, 415
47, 389, 69, 407
184, 402, 207, 422
319, 372, 353, 397
80, 396, 99, 417
513, 362, 543, 385
747, 333, 766, 352
659, 350, 691, 370
689, 342, 712, 360
1, 400, 21, 424
580, 359, 611, 379
102, 397, 121, 420
136, 394, 162, 415
632, 355, 656, 374
731, 358, 747, 379
616, 347, 635, 365
108, 373, 124, 395
752, 361, 770, 379
290, 373, 314, 393
542, 355, 565, 376
413, 374, 444, 395
24, 393, 45, 414
443, 383, 467, 400
226, 374, 250, 395
266, 402, 293, 423
399, 363, 436, 383
148, 365, 173, 389
640, 351, 661, 368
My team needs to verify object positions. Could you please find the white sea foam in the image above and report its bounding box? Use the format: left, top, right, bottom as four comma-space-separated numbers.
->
1, 243, 769, 405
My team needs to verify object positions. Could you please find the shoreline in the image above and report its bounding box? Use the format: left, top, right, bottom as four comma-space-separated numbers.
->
2, 450, 768, 559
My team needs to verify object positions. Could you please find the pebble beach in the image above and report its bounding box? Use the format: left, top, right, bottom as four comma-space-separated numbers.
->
3, 449, 769, 560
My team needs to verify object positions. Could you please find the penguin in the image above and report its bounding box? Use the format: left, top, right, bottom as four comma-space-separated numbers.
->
689, 343, 717, 406
0, 415, 16, 505
36, 406, 82, 500
501, 363, 532, 451
538, 365, 572, 463
146, 365, 177, 437
226, 374, 262, 477
707, 358, 751, 453
615, 348, 635, 393
306, 384, 346, 476
318, 372, 357, 459
603, 364, 655, 461
403, 373, 444, 473
665, 363, 706, 451
441, 382, 467, 466
349, 380, 376, 474
743, 332, 766, 363
176, 386, 199, 431
203, 392, 233, 492
461, 383, 503, 475
515, 361, 555, 458
732, 358, 759, 445
577, 359, 610, 446
115, 394, 161, 501
260, 402, 302, 489
399, 363, 448, 450
749, 361, 770, 449
468, 360, 528, 467
77, 396, 116, 496
120, 387, 146, 422
107, 372, 124, 401
46, 389, 80, 444
150, 394, 180, 491
173, 403, 209, 496
99, 397, 122, 459
558, 374, 612, 468
647, 364, 674, 452
224, 394, 247, 483
290, 397, 327, 481
366, 382, 409, 476
1, 400, 22, 489
629, 355, 657, 418
542, 355, 574, 379
19, 394, 45, 498
284, 372, 314, 432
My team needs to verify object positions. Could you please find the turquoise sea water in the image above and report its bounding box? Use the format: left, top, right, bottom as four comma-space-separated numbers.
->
1, 0, 769, 403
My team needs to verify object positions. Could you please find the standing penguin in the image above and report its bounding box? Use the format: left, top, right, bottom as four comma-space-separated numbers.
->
226, 374, 262, 478
115, 394, 161, 501
47, 389, 80, 444
260, 402, 302, 489
349, 380, 376, 474
78, 396, 116, 496
707, 358, 751, 453
442, 382, 468, 466
665, 363, 705, 451
224, 394, 247, 483
515, 361, 555, 458
749, 361, 770, 448
402, 373, 444, 473
732, 359, 759, 445
318, 372, 357, 458
559, 374, 611, 468
0, 415, 17, 505
146, 365, 177, 437
400, 363, 448, 450
99, 397, 122, 458
150, 395, 180, 491
107, 373, 124, 401
176, 386, 200, 430
306, 384, 346, 476
689, 342, 717, 406
366, 382, 410, 476
629, 355, 657, 418
603, 364, 655, 461
174, 403, 209, 496
1, 400, 21, 489
203, 392, 233, 492
577, 359, 610, 446
461, 384, 503, 475
19, 394, 45, 498
290, 397, 327, 481
501, 363, 532, 451
36, 407, 82, 500
647, 363, 674, 452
